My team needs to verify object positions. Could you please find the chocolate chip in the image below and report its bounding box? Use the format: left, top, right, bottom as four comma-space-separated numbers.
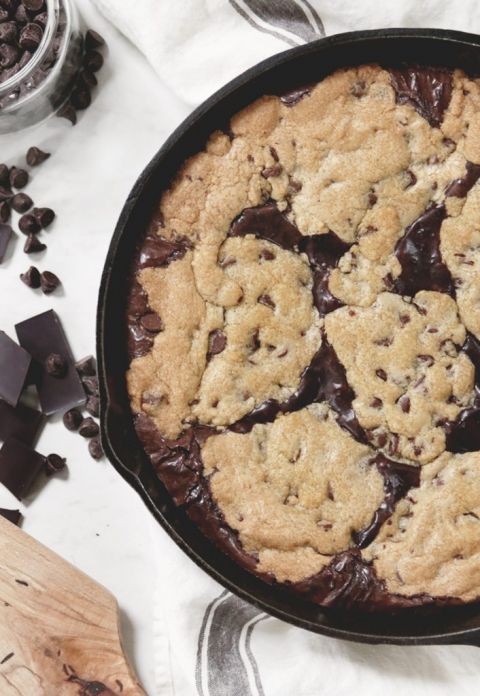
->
376, 368, 387, 381
417, 354, 434, 366
367, 191, 377, 207
0, 164, 9, 187
19, 23, 43, 51
18, 213, 40, 235
57, 102, 77, 125
88, 436, 103, 460
207, 329, 226, 359
399, 314, 411, 326
219, 255, 236, 268
75, 355, 96, 376
44, 453, 66, 477
0, 43, 19, 68
20, 266, 40, 288
0, 22, 17, 44
9, 167, 29, 189
0, 200, 9, 222
32, 207, 55, 228
79, 417, 99, 438
63, 408, 82, 431
370, 397, 383, 408
70, 86, 91, 110
11, 193, 32, 213
84, 50, 103, 73
85, 395, 99, 417
23, 0, 45, 10
40, 270, 60, 294
0, 186, 12, 201
140, 312, 163, 333
33, 10, 47, 26
14, 4, 29, 21
404, 169, 417, 188
23, 234, 46, 253
85, 29, 105, 50
259, 249, 275, 261
351, 80, 367, 97
45, 353, 67, 378
398, 395, 411, 413
258, 294, 275, 308
26, 146, 50, 167
261, 164, 282, 178
78, 69, 97, 89
82, 375, 98, 395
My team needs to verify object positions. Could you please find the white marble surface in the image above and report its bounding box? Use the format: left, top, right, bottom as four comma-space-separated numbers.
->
0, 2, 190, 692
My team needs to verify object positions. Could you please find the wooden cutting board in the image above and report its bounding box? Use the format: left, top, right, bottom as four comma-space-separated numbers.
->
0, 516, 146, 695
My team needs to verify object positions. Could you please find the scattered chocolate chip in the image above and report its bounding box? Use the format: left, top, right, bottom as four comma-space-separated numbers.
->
20, 265, 40, 288
79, 417, 99, 438
75, 355, 96, 376
0, 164, 9, 187
18, 213, 40, 235
57, 102, 77, 125
85, 395, 99, 417
63, 408, 82, 431
9, 167, 29, 190
0, 186, 12, 201
78, 69, 97, 89
11, 192, 32, 213
70, 85, 91, 110
88, 436, 103, 460
84, 50, 103, 73
32, 206, 55, 228
19, 22, 43, 52
23, 233, 46, 253
44, 353, 67, 378
44, 453, 66, 477
40, 270, 60, 294
81, 375, 98, 395
85, 29, 105, 50
26, 146, 50, 167
0, 200, 9, 222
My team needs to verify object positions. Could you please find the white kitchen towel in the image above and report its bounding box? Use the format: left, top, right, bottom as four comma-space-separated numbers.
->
91, 1, 480, 694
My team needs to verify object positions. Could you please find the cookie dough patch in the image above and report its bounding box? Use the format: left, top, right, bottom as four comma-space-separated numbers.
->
192, 236, 322, 427
363, 451, 480, 601
325, 291, 475, 463
202, 405, 386, 582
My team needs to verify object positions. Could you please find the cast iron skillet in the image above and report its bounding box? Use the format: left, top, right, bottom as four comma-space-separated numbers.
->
97, 28, 480, 647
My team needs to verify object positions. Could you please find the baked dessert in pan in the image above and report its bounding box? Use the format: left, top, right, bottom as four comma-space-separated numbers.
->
126, 63, 480, 610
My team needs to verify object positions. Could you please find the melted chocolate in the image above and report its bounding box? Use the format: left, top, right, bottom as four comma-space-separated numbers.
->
231, 335, 367, 443
280, 84, 312, 107
389, 66, 453, 128
229, 202, 351, 317
445, 332, 480, 453
446, 161, 480, 198
138, 229, 189, 270
353, 454, 420, 548
393, 204, 454, 296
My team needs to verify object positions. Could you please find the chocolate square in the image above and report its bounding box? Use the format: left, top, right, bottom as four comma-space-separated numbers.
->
0, 508, 21, 525
0, 400, 44, 445
0, 438, 45, 500
0, 331, 31, 406
0, 224, 12, 263
15, 310, 85, 415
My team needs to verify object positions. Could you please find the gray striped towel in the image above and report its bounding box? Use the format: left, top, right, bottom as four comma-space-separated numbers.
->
92, 0, 480, 693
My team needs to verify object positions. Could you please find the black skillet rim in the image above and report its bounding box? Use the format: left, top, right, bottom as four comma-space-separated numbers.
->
97, 27, 480, 647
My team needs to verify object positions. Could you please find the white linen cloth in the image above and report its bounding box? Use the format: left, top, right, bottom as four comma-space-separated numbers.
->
91, 1, 480, 693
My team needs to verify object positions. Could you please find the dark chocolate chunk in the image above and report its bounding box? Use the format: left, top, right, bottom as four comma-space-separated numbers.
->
9, 167, 29, 190
19, 22, 43, 52
0, 438, 45, 500
85, 395, 99, 417
32, 206, 55, 228
0, 222, 12, 262
81, 375, 98, 395
85, 29, 105, 50
26, 146, 50, 167
0, 331, 31, 406
20, 265, 40, 288
393, 204, 454, 296
88, 436, 103, 460
44, 352, 67, 378
23, 233, 46, 253
229, 202, 301, 250
11, 192, 32, 213
57, 102, 77, 125
389, 66, 453, 128
75, 355, 96, 376
78, 417, 99, 438
40, 270, 60, 294
18, 213, 40, 235
0, 400, 43, 445
0, 200, 10, 222
84, 50, 103, 73
63, 407, 82, 431
0, 508, 21, 525
15, 309, 86, 415
445, 161, 480, 198
44, 453, 66, 476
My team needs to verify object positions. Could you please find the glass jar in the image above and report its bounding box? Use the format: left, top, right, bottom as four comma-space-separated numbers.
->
0, 0, 83, 134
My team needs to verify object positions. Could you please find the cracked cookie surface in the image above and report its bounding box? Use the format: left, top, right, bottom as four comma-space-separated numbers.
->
126, 63, 480, 609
